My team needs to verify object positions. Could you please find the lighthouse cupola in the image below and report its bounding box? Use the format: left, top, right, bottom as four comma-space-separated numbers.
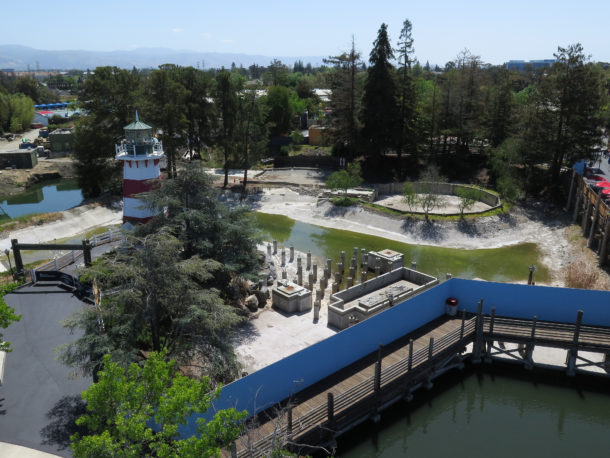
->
115, 112, 165, 224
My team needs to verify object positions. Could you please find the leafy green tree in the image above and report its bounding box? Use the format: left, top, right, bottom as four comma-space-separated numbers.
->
265, 85, 294, 136
456, 187, 479, 218
237, 88, 269, 193
361, 23, 398, 157
61, 232, 243, 383
74, 66, 142, 197
326, 162, 363, 196
141, 163, 261, 276
402, 181, 418, 212
0, 282, 20, 352
144, 65, 189, 178
70, 352, 246, 458
416, 165, 447, 222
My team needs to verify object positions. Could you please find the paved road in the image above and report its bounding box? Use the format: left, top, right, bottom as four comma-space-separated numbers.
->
0, 285, 91, 457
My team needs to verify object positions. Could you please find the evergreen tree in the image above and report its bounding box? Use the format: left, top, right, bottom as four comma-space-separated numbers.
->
361, 23, 398, 157
324, 38, 363, 159
214, 71, 242, 187
396, 19, 416, 157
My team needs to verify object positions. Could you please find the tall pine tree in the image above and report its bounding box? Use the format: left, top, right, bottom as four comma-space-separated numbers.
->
361, 23, 397, 157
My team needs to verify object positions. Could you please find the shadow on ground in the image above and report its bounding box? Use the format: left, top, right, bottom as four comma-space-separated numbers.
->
40, 395, 88, 451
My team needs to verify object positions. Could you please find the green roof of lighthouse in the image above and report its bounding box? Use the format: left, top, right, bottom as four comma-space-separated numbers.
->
124, 111, 152, 130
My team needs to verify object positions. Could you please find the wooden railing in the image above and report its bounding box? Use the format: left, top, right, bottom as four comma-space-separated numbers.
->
34, 229, 122, 273
237, 317, 477, 457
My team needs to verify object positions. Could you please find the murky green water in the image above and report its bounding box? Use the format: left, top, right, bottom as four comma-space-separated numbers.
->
338, 370, 610, 458
255, 213, 550, 283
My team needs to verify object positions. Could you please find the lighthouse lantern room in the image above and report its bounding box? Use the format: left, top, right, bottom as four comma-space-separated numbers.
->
115, 113, 165, 224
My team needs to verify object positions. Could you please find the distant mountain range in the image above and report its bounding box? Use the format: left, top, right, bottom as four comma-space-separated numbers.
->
0, 45, 325, 70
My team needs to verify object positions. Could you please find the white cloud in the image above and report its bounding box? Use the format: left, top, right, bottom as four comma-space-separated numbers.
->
220, 39, 233, 43
172, 28, 184, 33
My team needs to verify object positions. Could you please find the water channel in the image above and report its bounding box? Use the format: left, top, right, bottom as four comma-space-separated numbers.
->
0, 179, 83, 221
255, 213, 550, 283
337, 367, 610, 457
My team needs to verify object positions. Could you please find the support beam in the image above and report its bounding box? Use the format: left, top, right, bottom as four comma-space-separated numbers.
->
567, 310, 583, 376
472, 299, 484, 363
599, 218, 610, 267
588, 192, 602, 248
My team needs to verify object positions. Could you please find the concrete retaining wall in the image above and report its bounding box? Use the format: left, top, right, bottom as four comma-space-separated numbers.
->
373, 182, 501, 207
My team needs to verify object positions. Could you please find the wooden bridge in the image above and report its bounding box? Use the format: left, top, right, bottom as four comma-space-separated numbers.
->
232, 301, 610, 457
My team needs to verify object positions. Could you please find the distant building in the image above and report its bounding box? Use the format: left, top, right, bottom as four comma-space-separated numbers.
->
506, 59, 556, 71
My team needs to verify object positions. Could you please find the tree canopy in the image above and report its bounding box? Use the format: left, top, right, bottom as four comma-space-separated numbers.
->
70, 352, 246, 458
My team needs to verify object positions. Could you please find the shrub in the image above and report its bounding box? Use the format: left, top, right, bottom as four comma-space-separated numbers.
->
563, 259, 600, 289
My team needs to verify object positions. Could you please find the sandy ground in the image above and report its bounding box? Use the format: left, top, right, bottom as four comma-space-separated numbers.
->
376, 193, 492, 214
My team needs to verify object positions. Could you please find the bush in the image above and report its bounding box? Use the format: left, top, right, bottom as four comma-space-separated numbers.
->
563, 259, 600, 290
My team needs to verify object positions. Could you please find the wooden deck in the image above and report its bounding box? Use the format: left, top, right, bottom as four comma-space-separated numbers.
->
234, 314, 474, 457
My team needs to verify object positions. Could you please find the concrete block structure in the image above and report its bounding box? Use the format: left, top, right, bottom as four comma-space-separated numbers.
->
272, 281, 312, 313
115, 113, 165, 224
328, 267, 438, 329
367, 249, 404, 273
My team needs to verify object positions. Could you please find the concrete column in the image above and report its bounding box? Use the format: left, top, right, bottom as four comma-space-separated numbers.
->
362, 262, 368, 273
320, 277, 327, 292
362, 251, 368, 266
340, 250, 346, 267
289, 246, 294, 262
308, 272, 314, 290
326, 258, 332, 275
273, 240, 277, 254
297, 257, 302, 269
334, 271, 341, 284
281, 249, 286, 266
332, 282, 338, 293
282, 270, 287, 280
349, 266, 355, 278
267, 243, 271, 256
361, 270, 367, 283
312, 264, 317, 283
314, 300, 320, 320
375, 264, 381, 276
360, 248, 366, 266
307, 251, 311, 270
353, 246, 358, 259
446, 273, 452, 280
323, 267, 330, 281
347, 276, 353, 288
297, 266, 303, 286
411, 260, 417, 270
316, 288, 322, 302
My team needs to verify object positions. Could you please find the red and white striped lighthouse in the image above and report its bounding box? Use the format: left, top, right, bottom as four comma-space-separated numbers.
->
115, 113, 165, 224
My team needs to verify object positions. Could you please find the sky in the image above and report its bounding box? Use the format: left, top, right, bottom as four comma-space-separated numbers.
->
2, 0, 609, 65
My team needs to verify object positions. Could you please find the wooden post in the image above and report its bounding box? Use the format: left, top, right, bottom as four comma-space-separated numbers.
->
11, 239, 23, 273
588, 192, 602, 248
327, 392, 335, 428
460, 309, 466, 340
572, 190, 582, 223
83, 240, 92, 267
408, 339, 414, 371
581, 198, 591, 234
525, 316, 537, 368
472, 299, 484, 363
566, 169, 576, 211
485, 307, 496, 363
428, 337, 434, 361
286, 407, 293, 436
567, 310, 583, 376
599, 218, 610, 267
374, 344, 382, 394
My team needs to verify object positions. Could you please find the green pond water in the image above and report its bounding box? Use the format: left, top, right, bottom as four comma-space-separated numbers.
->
338, 370, 610, 458
255, 213, 550, 283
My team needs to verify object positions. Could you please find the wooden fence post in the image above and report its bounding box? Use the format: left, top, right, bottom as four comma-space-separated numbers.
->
525, 316, 537, 369
374, 344, 383, 394
485, 307, 496, 363
599, 218, 610, 267
572, 189, 582, 223
588, 192, 602, 248
11, 239, 23, 273
408, 339, 413, 371
567, 310, 583, 376
460, 309, 466, 340
472, 299, 484, 363
327, 392, 335, 429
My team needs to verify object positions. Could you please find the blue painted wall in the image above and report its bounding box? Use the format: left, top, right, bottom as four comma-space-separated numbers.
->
448, 279, 610, 326
183, 280, 610, 435
181, 282, 452, 434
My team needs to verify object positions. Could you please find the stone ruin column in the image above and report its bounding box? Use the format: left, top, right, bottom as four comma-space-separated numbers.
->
290, 245, 295, 262
313, 264, 318, 283
281, 249, 286, 266
273, 240, 277, 254
307, 251, 311, 270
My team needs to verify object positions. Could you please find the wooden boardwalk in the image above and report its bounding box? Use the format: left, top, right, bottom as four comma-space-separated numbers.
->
234, 314, 475, 457
231, 303, 610, 457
